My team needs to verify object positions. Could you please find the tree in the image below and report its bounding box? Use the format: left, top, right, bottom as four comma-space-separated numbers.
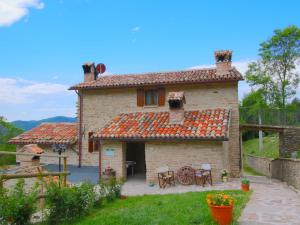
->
246, 26, 300, 109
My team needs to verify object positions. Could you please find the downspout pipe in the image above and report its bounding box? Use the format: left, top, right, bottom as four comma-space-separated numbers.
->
75, 90, 83, 168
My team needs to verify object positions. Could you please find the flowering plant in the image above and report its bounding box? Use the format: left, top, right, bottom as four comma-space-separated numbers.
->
206, 193, 234, 206
241, 179, 250, 185
221, 169, 228, 178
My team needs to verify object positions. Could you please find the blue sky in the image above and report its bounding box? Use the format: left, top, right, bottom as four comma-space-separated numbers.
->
0, 0, 300, 121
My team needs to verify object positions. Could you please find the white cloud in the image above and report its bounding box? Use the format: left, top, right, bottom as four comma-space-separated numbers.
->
131, 26, 140, 32
0, 0, 44, 26
0, 77, 70, 104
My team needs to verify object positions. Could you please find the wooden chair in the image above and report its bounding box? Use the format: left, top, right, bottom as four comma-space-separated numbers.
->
194, 169, 205, 186
201, 164, 213, 186
157, 166, 175, 188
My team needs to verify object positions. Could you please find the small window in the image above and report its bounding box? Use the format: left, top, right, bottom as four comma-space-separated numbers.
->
88, 132, 100, 153
145, 89, 158, 106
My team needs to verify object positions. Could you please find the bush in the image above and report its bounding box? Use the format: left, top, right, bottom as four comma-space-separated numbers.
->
0, 179, 38, 225
97, 176, 124, 202
45, 182, 95, 224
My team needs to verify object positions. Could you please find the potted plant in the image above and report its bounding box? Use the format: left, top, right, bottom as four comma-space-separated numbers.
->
221, 170, 228, 182
241, 179, 250, 191
207, 193, 234, 225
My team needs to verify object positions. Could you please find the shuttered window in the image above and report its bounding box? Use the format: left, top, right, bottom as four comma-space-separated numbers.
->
88, 132, 100, 153
137, 88, 165, 107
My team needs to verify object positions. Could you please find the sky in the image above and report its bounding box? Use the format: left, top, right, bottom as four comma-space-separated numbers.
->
0, 0, 300, 121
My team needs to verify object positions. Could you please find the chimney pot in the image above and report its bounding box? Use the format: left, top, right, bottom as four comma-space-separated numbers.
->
82, 62, 97, 82
167, 92, 186, 125
214, 50, 232, 73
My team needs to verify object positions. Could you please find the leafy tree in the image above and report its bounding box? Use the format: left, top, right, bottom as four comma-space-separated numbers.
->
246, 26, 300, 109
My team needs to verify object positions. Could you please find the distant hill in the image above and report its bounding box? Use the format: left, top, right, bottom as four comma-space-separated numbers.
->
11, 116, 77, 131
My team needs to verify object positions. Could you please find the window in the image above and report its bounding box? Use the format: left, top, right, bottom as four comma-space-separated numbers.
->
137, 88, 165, 107
145, 89, 158, 106
88, 132, 100, 153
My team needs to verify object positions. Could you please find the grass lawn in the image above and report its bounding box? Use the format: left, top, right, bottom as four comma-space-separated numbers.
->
243, 135, 279, 159
73, 190, 251, 225
0, 144, 16, 167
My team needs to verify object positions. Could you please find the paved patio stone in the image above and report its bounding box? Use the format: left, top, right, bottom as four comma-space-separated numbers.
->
238, 177, 300, 225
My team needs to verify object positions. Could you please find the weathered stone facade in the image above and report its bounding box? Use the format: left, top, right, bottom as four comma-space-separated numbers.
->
79, 82, 241, 180
145, 141, 225, 183
100, 140, 226, 183
279, 127, 300, 157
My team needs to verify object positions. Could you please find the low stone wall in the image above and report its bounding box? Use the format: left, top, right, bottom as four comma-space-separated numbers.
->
246, 155, 272, 177
246, 155, 300, 189
272, 158, 300, 189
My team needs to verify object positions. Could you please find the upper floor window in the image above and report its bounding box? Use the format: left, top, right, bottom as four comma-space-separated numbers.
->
145, 89, 158, 106
137, 88, 165, 107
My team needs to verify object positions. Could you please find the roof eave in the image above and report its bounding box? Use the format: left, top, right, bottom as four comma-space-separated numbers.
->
69, 79, 242, 91
93, 136, 229, 142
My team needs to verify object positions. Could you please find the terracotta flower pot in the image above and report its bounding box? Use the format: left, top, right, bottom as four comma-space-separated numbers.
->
209, 205, 233, 225
241, 184, 250, 191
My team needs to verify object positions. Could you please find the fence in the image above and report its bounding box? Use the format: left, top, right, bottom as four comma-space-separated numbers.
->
0, 151, 70, 188
240, 107, 300, 126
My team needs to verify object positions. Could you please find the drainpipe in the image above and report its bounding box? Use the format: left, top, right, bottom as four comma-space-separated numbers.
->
98, 140, 102, 181
75, 90, 83, 168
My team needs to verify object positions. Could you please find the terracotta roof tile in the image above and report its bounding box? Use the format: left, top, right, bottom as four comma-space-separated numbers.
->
9, 123, 77, 145
69, 68, 243, 90
94, 108, 230, 141
21, 144, 44, 154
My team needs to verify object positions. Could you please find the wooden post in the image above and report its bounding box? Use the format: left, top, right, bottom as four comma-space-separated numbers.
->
240, 131, 244, 176
63, 157, 67, 187
0, 176, 3, 189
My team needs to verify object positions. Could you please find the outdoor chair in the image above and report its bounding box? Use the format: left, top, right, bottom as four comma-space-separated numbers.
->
157, 166, 175, 188
201, 164, 213, 186
194, 169, 205, 186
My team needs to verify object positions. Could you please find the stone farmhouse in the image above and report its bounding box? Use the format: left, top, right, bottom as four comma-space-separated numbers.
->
10, 50, 243, 183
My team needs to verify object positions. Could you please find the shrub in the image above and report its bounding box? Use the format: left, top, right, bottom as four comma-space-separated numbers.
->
97, 176, 124, 202
0, 179, 38, 225
45, 182, 95, 224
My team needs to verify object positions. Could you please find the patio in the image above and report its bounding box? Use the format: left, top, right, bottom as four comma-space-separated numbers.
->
122, 175, 241, 196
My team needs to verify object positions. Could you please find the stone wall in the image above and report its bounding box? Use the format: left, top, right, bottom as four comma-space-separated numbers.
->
245, 155, 272, 177
80, 82, 241, 177
100, 140, 227, 183
272, 158, 300, 189
16, 144, 79, 166
246, 155, 300, 189
101, 141, 126, 179
279, 127, 300, 157
145, 141, 225, 183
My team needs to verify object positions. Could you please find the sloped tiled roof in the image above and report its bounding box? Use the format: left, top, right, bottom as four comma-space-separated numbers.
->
20, 144, 44, 154
69, 68, 243, 90
9, 123, 78, 145
93, 108, 230, 141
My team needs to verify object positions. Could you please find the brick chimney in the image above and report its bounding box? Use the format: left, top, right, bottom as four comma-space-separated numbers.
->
82, 62, 97, 82
168, 92, 186, 125
215, 50, 232, 73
